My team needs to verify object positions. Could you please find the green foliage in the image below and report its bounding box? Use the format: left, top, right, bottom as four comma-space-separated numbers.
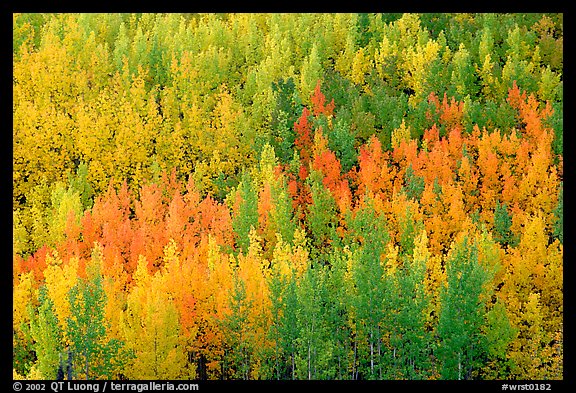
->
398, 204, 425, 257
66, 250, 125, 379
346, 199, 389, 379
493, 201, 518, 248
405, 164, 425, 202
28, 287, 63, 379
67, 162, 94, 210
387, 250, 432, 379
270, 178, 296, 246
546, 101, 563, 159
271, 78, 301, 164
231, 171, 259, 255
327, 116, 357, 173
306, 170, 338, 259
293, 265, 333, 379
437, 235, 495, 379
13, 12, 563, 381
267, 270, 299, 380
481, 299, 516, 379
221, 275, 253, 379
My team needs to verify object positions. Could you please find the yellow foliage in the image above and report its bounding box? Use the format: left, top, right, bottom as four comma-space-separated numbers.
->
122, 253, 189, 379
43, 253, 79, 345
350, 48, 372, 87
13, 272, 35, 332
391, 119, 412, 149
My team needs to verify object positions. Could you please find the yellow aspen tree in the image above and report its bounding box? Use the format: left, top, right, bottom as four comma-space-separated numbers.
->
226, 229, 273, 379
13, 271, 38, 378
42, 251, 79, 345
402, 39, 441, 105
412, 229, 445, 332
122, 255, 188, 379
502, 214, 562, 379
350, 47, 373, 91
509, 293, 553, 379
391, 119, 412, 150
13, 271, 36, 338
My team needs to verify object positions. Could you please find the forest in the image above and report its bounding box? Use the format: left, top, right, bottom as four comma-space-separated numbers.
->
13, 13, 563, 380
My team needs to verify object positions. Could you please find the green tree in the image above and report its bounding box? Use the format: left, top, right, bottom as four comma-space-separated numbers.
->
28, 286, 63, 379
270, 78, 301, 164
346, 198, 389, 379
293, 264, 334, 379
66, 246, 125, 379
67, 162, 94, 210
267, 237, 302, 379
230, 171, 259, 255
327, 116, 357, 173
306, 169, 338, 260
404, 164, 425, 202
221, 274, 253, 379
493, 201, 518, 248
436, 235, 495, 380
387, 230, 432, 379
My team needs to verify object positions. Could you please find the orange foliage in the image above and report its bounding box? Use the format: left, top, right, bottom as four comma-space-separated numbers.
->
294, 107, 313, 164
310, 80, 335, 118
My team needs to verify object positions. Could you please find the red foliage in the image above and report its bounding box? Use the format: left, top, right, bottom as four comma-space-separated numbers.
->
294, 107, 313, 164
312, 149, 342, 195
311, 80, 335, 118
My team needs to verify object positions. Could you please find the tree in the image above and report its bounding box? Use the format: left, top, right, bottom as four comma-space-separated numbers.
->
13, 271, 37, 378
345, 198, 389, 379
231, 171, 259, 255
386, 229, 432, 379
300, 44, 324, 104
42, 252, 78, 343
66, 245, 125, 379
493, 201, 518, 248
293, 263, 333, 380
502, 214, 563, 379
221, 231, 273, 379
121, 255, 187, 379
436, 234, 495, 380
294, 107, 314, 165
306, 169, 338, 261
28, 286, 63, 379
270, 77, 300, 164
